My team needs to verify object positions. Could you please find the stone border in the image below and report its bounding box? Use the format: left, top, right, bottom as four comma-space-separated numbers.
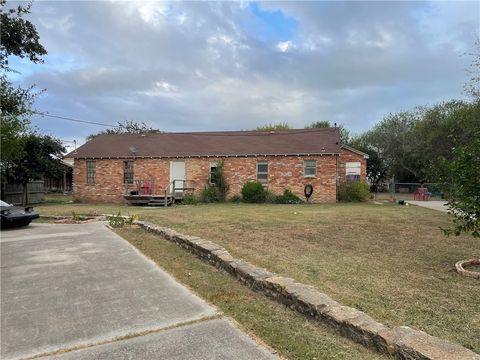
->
39, 215, 108, 224
455, 259, 480, 280
134, 220, 479, 360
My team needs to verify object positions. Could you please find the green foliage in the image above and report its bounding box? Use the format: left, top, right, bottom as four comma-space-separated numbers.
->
305, 121, 331, 128
86, 120, 162, 141
273, 189, 303, 204
241, 181, 266, 203
201, 185, 218, 203
264, 189, 277, 204
434, 131, 480, 238
230, 194, 242, 203
338, 181, 370, 202
210, 162, 229, 202
0, 0, 47, 71
182, 193, 198, 205
200, 162, 229, 203
256, 122, 291, 131
363, 100, 480, 183
109, 212, 125, 228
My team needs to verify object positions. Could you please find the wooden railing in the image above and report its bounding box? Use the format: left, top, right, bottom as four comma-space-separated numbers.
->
163, 179, 196, 207
124, 179, 156, 196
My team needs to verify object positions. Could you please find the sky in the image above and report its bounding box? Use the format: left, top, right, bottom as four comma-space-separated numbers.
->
7, 1, 480, 151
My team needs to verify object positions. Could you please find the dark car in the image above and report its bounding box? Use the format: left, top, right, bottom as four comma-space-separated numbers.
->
0, 200, 39, 228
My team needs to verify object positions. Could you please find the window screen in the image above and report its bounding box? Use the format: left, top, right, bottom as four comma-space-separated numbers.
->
256, 161, 268, 182
304, 160, 317, 177
124, 161, 134, 184
86, 161, 96, 184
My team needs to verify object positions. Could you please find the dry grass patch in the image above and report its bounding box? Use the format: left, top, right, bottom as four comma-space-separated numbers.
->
115, 227, 387, 360
36, 202, 480, 353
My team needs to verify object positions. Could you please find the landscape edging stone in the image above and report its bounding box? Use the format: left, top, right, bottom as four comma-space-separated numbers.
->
134, 220, 479, 360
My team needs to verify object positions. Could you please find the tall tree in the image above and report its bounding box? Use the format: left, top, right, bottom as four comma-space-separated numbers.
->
305, 120, 331, 128
1, 0, 47, 166
464, 38, 480, 101
8, 134, 65, 205
0, 0, 47, 71
434, 130, 480, 238
86, 120, 162, 141
255, 122, 291, 131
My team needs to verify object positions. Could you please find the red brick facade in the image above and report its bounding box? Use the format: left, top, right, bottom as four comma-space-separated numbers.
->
72, 147, 366, 204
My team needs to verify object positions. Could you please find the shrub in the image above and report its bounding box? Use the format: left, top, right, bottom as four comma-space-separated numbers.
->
182, 193, 198, 205
265, 189, 277, 203
210, 162, 229, 202
241, 181, 266, 203
338, 181, 370, 202
201, 185, 218, 203
230, 194, 242, 203
109, 211, 125, 227
273, 189, 303, 204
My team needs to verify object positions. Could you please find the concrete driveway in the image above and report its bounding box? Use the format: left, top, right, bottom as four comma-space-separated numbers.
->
1, 222, 276, 360
408, 200, 449, 213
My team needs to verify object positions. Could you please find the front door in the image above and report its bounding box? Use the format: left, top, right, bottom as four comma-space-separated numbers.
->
170, 161, 186, 193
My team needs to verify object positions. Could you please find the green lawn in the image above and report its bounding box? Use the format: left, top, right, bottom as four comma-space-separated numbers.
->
36, 200, 480, 353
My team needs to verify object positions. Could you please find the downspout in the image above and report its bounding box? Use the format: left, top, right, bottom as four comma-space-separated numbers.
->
335, 153, 339, 202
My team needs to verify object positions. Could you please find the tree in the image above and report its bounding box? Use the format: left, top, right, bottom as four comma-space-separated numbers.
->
464, 38, 480, 101
86, 120, 162, 141
255, 122, 291, 131
434, 131, 480, 238
349, 134, 388, 190
304, 120, 350, 144
305, 120, 330, 128
7, 133, 65, 205
0, 0, 47, 71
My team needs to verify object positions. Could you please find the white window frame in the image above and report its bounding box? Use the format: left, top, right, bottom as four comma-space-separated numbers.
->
256, 161, 268, 183
304, 160, 317, 177
209, 161, 218, 185
345, 161, 361, 181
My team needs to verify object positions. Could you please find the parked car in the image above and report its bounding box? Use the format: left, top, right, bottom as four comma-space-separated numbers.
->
0, 200, 39, 228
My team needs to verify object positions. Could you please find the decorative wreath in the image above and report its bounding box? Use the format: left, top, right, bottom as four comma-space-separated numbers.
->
304, 184, 313, 199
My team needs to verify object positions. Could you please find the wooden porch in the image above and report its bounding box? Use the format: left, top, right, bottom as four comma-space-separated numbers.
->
123, 179, 195, 206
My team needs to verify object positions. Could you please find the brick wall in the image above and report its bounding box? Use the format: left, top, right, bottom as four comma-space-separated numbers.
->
338, 148, 367, 183
73, 150, 366, 203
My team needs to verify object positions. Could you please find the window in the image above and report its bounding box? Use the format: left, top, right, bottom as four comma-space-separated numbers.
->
256, 161, 268, 182
86, 161, 96, 184
209, 162, 218, 185
304, 160, 317, 177
346, 162, 361, 181
124, 161, 134, 184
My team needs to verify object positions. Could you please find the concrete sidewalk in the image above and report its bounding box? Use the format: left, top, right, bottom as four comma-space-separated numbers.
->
408, 200, 449, 213
1, 222, 276, 360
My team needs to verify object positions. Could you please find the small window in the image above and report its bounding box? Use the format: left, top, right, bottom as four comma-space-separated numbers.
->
86, 160, 96, 184
124, 161, 134, 184
304, 160, 317, 177
256, 161, 268, 182
346, 162, 361, 181
209, 162, 218, 185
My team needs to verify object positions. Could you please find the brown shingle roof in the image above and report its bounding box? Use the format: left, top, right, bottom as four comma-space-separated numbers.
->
67, 128, 341, 159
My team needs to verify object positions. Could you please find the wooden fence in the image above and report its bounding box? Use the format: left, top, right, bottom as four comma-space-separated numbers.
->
1, 181, 45, 205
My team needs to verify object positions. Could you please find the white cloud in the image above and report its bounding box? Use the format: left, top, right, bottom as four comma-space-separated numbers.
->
276, 40, 295, 53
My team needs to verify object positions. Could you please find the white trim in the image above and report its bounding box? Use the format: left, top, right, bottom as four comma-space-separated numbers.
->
341, 145, 369, 159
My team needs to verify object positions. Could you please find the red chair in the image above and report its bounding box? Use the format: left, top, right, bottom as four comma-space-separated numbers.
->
141, 180, 152, 195
414, 188, 430, 201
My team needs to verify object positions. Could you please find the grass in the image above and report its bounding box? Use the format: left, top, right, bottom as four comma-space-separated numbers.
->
36, 201, 480, 353
115, 227, 386, 360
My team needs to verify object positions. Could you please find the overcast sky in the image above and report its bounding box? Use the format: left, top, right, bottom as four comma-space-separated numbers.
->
8, 1, 480, 150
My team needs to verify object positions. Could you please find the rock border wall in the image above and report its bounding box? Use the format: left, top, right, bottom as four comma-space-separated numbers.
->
134, 220, 479, 360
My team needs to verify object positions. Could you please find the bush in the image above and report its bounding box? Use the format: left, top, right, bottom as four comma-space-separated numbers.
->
273, 189, 303, 204
241, 181, 266, 203
201, 185, 218, 203
230, 194, 242, 203
182, 193, 198, 205
265, 189, 277, 203
210, 162, 229, 202
338, 181, 370, 202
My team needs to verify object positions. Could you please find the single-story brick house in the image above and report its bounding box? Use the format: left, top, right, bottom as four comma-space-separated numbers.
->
66, 128, 368, 203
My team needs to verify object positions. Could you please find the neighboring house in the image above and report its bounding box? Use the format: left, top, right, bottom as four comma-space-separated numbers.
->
66, 128, 368, 204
